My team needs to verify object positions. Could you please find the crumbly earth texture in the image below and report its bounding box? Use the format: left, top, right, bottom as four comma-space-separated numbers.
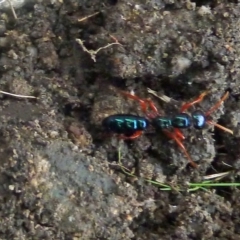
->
0, 0, 239, 239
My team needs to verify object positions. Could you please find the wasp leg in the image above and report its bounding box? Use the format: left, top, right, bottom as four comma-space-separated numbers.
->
121, 91, 159, 118
163, 130, 198, 168
174, 128, 185, 140
204, 92, 233, 134
144, 99, 159, 118
180, 91, 209, 112
119, 130, 143, 140
207, 120, 233, 134
205, 91, 229, 116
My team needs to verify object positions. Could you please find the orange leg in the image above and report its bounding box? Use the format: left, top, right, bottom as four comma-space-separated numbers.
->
205, 91, 229, 116
120, 91, 159, 118
144, 99, 159, 118
174, 128, 185, 140
204, 91, 233, 134
119, 130, 143, 140
163, 130, 198, 168
207, 120, 233, 134
181, 91, 209, 112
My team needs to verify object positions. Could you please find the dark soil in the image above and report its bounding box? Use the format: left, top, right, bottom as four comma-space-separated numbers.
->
0, 0, 239, 239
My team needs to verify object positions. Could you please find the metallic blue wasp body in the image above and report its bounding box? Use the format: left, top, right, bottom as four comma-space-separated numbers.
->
102, 114, 149, 139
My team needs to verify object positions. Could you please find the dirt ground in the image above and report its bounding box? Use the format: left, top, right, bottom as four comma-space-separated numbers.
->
0, 0, 239, 239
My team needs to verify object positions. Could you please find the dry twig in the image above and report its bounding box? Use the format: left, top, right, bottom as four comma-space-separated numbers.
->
78, 12, 99, 22
147, 88, 179, 104
7, 0, 17, 19
0, 90, 36, 99
76, 37, 121, 62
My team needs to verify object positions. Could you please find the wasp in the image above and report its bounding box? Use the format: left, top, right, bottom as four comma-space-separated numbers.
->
102, 90, 232, 168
